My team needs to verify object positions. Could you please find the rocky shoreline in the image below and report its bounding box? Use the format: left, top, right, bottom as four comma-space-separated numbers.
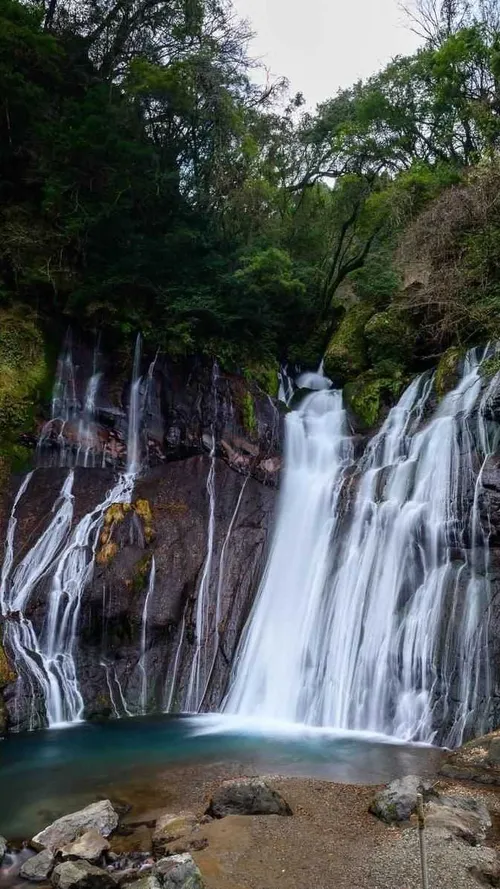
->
4, 735, 500, 889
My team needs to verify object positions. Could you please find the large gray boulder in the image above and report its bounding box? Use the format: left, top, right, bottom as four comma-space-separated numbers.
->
206, 778, 292, 818
20, 850, 55, 882
32, 801, 119, 851
369, 775, 434, 823
61, 830, 110, 862
155, 855, 203, 889
425, 795, 491, 846
122, 877, 161, 889
0, 836, 6, 863
51, 861, 116, 889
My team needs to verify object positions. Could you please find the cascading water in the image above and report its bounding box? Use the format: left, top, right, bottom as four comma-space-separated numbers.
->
225, 349, 500, 745
127, 334, 143, 475
1, 335, 145, 729
225, 386, 354, 721
139, 555, 156, 713
185, 363, 219, 712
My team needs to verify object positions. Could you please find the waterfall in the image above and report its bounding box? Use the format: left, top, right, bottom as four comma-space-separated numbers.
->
76, 371, 102, 467
38, 338, 103, 467
1, 335, 146, 729
185, 363, 219, 711
127, 334, 143, 475
0, 472, 33, 616
139, 556, 156, 713
224, 387, 353, 722
225, 350, 500, 745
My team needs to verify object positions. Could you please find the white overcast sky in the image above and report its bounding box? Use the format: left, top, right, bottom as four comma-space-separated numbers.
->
233, 0, 422, 108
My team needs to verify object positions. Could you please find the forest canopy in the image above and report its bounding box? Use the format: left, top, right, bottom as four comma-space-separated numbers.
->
2, 0, 500, 383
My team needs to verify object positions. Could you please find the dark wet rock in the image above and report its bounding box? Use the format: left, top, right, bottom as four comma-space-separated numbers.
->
20, 849, 55, 882
369, 776, 435, 823
206, 778, 293, 818
154, 854, 204, 889
32, 801, 119, 852
61, 830, 110, 862
0, 836, 6, 863
109, 827, 153, 856
440, 730, 500, 785
51, 861, 116, 889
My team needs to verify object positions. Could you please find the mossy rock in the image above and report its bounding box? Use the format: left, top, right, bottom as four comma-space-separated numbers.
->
104, 503, 132, 526
435, 347, 463, 399
345, 367, 407, 429
131, 553, 153, 595
480, 355, 500, 379
241, 391, 257, 435
0, 308, 50, 477
364, 310, 417, 367
96, 541, 119, 566
0, 643, 16, 689
243, 361, 280, 398
323, 303, 375, 384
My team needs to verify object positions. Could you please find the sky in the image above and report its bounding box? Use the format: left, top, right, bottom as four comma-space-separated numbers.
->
233, 0, 422, 108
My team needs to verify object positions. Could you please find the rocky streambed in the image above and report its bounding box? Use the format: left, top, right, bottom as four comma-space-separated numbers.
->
4, 733, 500, 889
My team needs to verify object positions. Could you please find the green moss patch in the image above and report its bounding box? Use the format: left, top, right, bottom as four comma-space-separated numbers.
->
323, 303, 375, 384
345, 366, 407, 429
435, 347, 463, 399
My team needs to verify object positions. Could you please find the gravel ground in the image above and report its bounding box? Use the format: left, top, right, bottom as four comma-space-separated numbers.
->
189, 777, 500, 889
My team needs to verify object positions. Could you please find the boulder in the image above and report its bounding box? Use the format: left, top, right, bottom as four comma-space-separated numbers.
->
51, 861, 116, 889
440, 731, 500, 785
206, 778, 292, 819
369, 776, 435, 823
425, 796, 491, 846
152, 814, 197, 855
0, 836, 6, 863
32, 801, 119, 851
20, 850, 55, 882
110, 826, 153, 855
61, 830, 110, 862
122, 877, 161, 889
155, 855, 203, 889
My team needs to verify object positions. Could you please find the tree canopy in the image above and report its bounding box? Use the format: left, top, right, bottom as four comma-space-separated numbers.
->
2, 0, 500, 383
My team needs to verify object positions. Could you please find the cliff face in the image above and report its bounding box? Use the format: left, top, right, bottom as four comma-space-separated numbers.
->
0, 341, 282, 732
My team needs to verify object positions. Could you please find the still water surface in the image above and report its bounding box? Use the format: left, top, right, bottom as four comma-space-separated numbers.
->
0, 714, 442, 839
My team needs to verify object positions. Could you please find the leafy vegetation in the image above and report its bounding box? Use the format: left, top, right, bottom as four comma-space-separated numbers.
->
3, 0, 500, 424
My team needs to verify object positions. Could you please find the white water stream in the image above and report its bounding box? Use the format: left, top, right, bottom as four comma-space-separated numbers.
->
1, 336, 145, 729
139, 555, 156, 713
226, 350, 500, 745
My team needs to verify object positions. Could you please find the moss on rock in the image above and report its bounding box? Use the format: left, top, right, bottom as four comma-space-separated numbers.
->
435, 347, 463, 399
96, 541, 119, 566
364, 310, 416, 368
0, 643, 16, 688
243, 361, 280, 398
323, 303, 375, 384
241, 391, 257, 435
0, 308, 49, 479
131, 553, 153, 595
345, 366, 407, 429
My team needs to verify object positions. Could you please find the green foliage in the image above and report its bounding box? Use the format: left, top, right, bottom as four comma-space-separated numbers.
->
364, 310, 417, 367
243, 361, 280, 398
344, 366, 407, 428
2, 0, 500, 406
0, 309, 48, 480
323, 303, 375, 384
435, 347, 463, 398
241, 391, 257, 436
480, 356, 500, 378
